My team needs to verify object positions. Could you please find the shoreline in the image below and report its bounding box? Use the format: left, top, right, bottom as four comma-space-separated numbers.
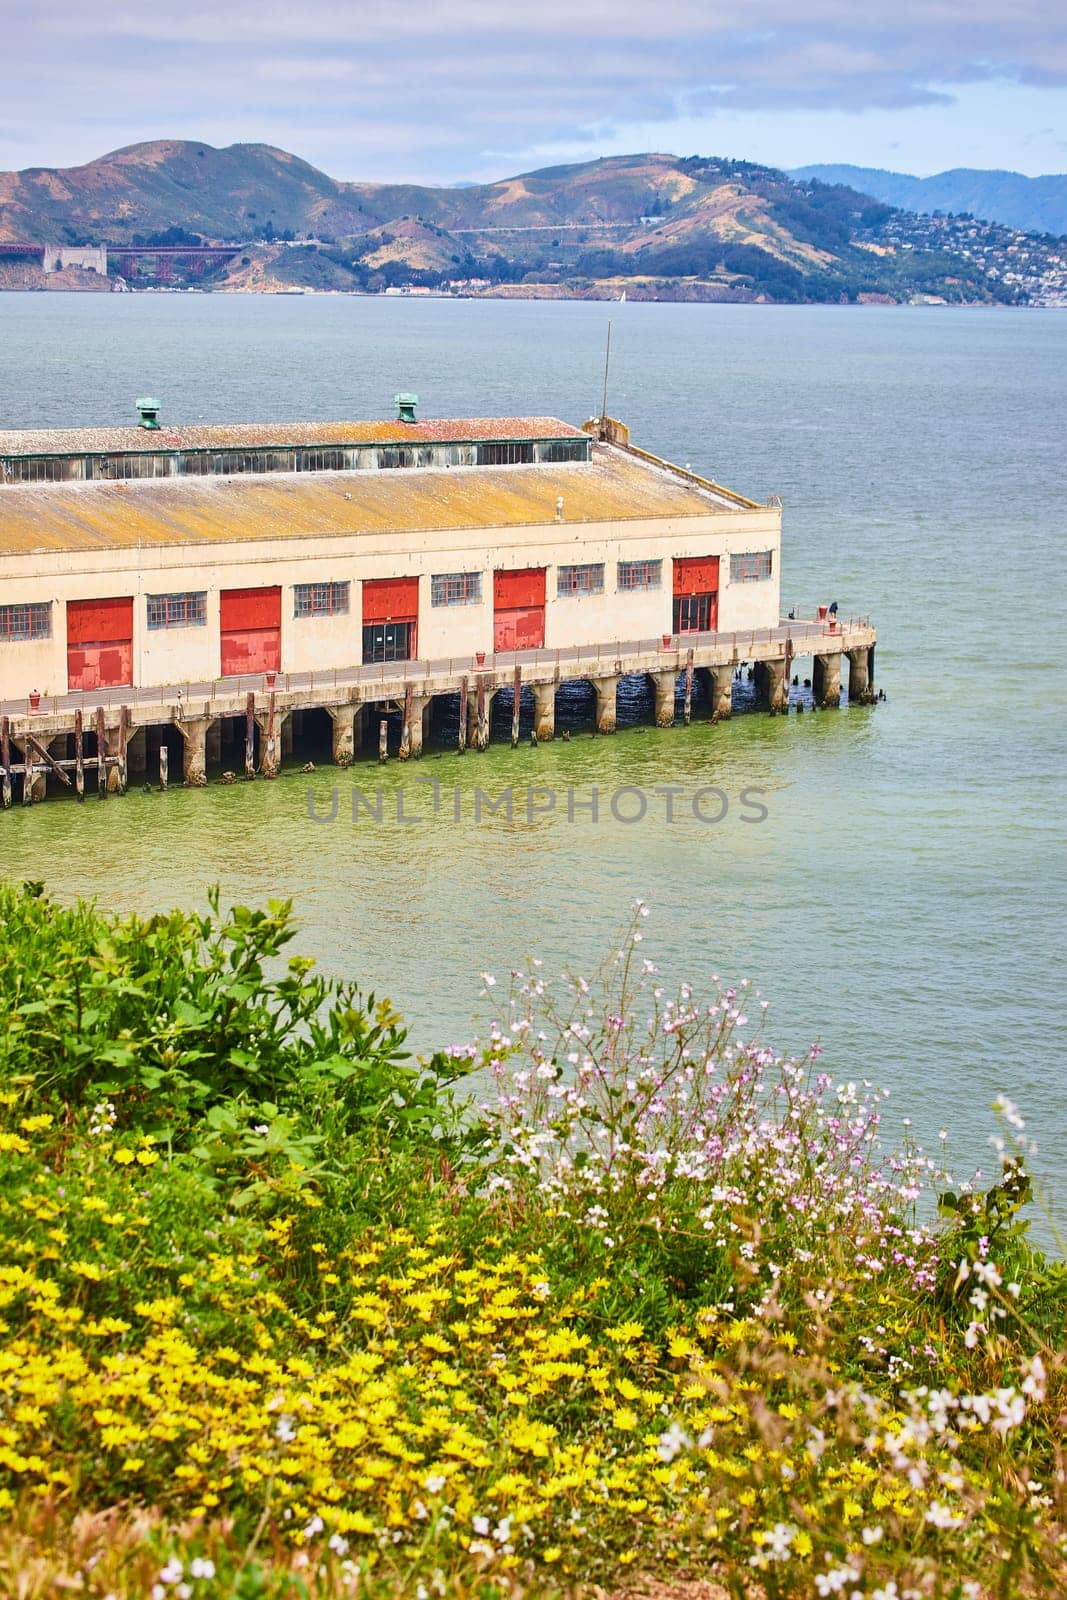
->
0, 282, 1059, 306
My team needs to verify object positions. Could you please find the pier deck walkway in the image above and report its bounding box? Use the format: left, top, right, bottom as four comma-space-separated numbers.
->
1, 617, 874, 731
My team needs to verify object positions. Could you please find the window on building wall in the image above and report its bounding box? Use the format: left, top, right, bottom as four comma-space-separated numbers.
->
146, 592, 208, 630
431, 572, 483, 607
557, 563, 605, 596
539, 439, 589, 463
477, 440, 534, 466
617, 559, 662, 591
294, 581, 350, 617
295, 448, 349, 472
0, 602, 51, 641
729, 551, 774, 582
1, 457, 82, 484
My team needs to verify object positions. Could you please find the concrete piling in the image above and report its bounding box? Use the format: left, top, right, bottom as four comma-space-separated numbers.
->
848, 647, 871, 703
592, 675, 618, 735
709, 665, 733, 721
650, 670, 676, 728
813, 653, 842, 708
328, 706, 355, 767
533, 682, 556, 741
755, 657, 789, 714
403, 694, 429, 759
181, 716, 211, 787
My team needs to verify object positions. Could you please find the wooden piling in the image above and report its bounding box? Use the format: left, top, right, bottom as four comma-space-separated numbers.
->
74, 709, 84, 799
0, 718, 11, 810
116, 706, 128, 793
475, 675, 486, 751
399, 685, 413, 760
511, 664, 522, 747
378, 717, 388, 762
96, 707, 107, 798
263, 692, 277, 777
684, 650, 694, 725
244, 693, 255, 779
458, 675, 468, 753
23, 748, 33, 805
159, 743, 168, 791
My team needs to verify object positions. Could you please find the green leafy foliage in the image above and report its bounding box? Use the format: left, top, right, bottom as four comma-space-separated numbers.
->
0, 887, 1063, 1597
0, 882, 472, 1157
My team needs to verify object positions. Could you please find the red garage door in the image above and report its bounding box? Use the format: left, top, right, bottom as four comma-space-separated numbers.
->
362, 576, 419, 663
220, 587, 281, 677
494, 567, 546, 652
67, 597, 133, 691
673, 557, 719, 633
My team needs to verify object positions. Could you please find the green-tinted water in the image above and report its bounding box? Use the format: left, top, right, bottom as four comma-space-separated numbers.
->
1, 294, 1064, 1210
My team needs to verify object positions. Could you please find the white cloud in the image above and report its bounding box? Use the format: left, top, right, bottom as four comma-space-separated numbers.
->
0, 1, 1064, 179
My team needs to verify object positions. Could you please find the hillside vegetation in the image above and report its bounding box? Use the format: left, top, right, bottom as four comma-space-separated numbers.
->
0, 882, 1064, 1597
790, 164, 1067, 239
3, 142, 1064, 303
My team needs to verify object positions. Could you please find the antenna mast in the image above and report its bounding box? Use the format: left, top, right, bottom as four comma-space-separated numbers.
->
600, 319, 612, 428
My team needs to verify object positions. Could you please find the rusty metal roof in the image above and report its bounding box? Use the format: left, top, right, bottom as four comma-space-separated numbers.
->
0, 415, 584, 457
0, 446, 756, 556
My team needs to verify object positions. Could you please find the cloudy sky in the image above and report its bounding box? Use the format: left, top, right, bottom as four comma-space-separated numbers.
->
1, 1, 1064, 180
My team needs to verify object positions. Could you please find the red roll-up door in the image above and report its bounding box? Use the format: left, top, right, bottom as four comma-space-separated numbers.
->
494, 567, 546, 651
67, 597, 133, 691
672, 557, 719, 632
673, 557, 720, 597
220, 586, 281, 677
362, 577, 419, 658
362, 577, 419, 624
494, 568, 546, 609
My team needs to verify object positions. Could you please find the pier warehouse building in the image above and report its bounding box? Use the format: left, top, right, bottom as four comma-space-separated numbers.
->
0, 403, 874, 796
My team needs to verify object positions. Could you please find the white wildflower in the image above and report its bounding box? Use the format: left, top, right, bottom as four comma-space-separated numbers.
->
924, 1500, 963, 1529
1021, 1354, 1046, 1401
657, 1421, 691, 1462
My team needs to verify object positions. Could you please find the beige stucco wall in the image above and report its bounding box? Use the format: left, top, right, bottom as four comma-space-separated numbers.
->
0, 507, 781, 697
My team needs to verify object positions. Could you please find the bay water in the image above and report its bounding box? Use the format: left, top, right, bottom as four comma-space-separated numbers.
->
1, 293, 1064, 1218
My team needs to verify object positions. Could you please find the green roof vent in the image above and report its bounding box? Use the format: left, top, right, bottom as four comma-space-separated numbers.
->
136, 397, 161, 430
394, 392, 419, 425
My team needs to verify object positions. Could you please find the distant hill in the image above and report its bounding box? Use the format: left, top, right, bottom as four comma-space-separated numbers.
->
1, 141, 1064, 305
789, 165, 1067, 238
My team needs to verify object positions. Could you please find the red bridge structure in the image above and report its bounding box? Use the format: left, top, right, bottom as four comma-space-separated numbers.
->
107, 246, 243, 283
0, 242, 244, 283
